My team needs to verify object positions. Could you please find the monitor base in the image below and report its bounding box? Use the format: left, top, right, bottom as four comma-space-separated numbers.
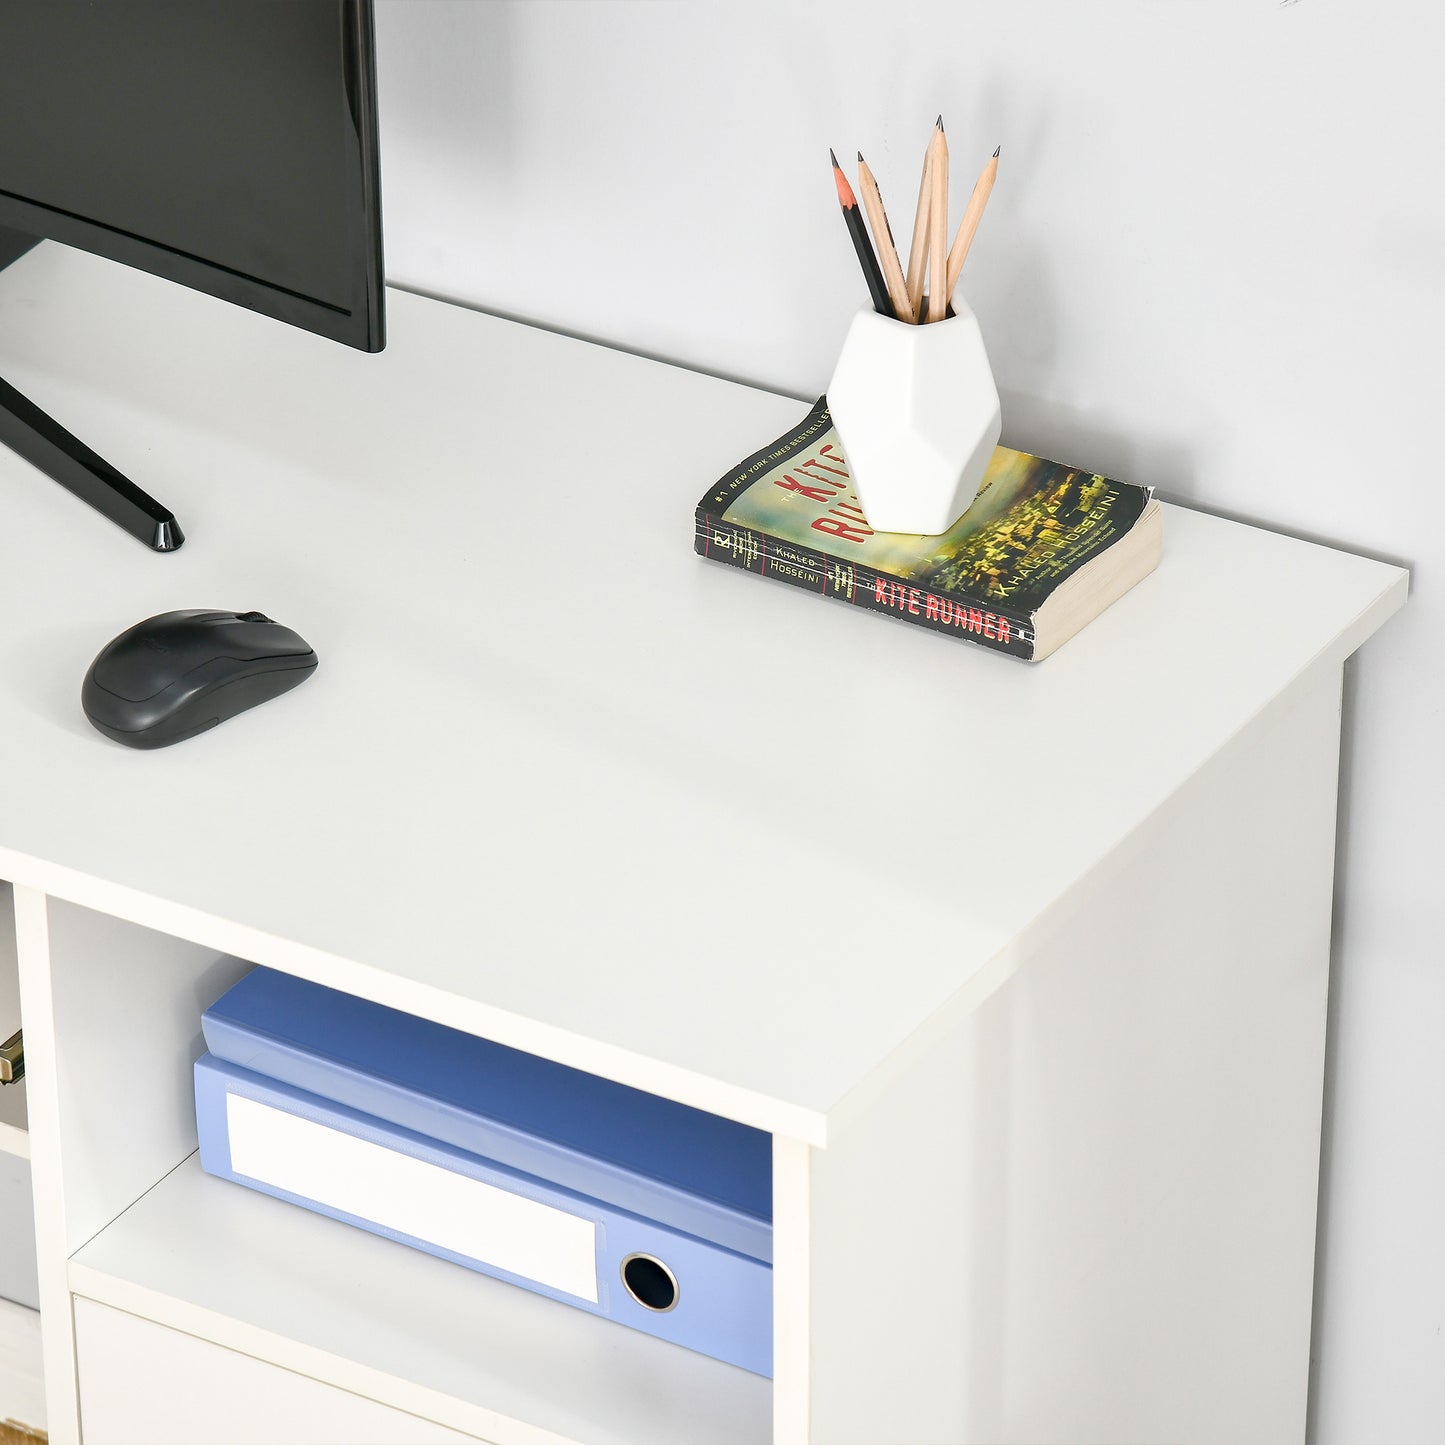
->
0, 224, 41, 274
0, 373, 184, 552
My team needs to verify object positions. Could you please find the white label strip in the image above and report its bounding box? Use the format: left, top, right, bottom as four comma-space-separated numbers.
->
225, 1092, 599, 1302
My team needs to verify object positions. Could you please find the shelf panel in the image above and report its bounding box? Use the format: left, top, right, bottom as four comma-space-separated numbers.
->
69, 1154, 770, 1445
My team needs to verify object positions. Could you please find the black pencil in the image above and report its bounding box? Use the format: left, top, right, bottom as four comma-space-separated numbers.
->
830, 149, 894, 318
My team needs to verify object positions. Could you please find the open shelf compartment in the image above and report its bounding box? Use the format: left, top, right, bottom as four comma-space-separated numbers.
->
41, 896, 773, 1444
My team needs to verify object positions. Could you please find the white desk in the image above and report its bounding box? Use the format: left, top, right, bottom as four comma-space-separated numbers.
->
0, 244, 1406, 1444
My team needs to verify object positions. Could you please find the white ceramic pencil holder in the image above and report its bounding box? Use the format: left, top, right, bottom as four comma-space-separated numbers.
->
826, 301, 1002, 536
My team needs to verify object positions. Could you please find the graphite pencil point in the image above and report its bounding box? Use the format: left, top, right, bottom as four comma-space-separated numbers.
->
830, 149, 892, 315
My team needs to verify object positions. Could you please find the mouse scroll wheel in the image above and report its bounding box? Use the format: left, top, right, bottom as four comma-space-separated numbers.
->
236, 611, 273, 623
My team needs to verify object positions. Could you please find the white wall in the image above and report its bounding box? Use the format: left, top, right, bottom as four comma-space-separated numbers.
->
374, 2, 1443, 1440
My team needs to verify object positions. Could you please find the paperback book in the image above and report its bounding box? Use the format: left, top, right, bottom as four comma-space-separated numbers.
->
694, 397, 1161, 661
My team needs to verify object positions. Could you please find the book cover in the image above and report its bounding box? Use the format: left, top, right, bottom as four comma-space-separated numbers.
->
694, 397, 1156, 660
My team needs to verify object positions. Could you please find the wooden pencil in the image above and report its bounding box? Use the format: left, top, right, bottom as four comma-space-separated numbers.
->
856, 151, 916, 324
945, 146, 1000, 302
903, 140, 933, 319
830, 148, 894, 317
927, 117, 948, 321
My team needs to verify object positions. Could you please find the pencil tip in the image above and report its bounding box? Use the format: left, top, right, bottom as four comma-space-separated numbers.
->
993, 145, 1001, 157
857, 150, 864, 163
935, 114, 944, 129
829, 147, 839, 168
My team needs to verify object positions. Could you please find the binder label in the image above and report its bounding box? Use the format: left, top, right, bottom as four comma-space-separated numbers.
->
225, 1092, 600, 1302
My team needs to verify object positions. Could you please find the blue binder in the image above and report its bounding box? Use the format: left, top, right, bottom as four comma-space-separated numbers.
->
196, 968, 773, 1375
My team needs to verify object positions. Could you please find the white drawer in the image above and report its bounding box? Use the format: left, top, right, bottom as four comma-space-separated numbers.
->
74, 1296, 483, 1445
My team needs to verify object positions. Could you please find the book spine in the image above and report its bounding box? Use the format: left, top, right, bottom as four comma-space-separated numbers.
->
694, 511, 1035, 661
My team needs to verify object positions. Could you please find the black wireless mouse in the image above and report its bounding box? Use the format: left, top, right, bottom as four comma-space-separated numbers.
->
82, 609, 317, 749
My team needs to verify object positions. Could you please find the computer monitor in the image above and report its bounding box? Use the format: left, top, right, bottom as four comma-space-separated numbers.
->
0, 0, 385, 551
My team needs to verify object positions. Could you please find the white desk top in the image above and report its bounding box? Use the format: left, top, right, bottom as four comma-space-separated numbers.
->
0, 246, 1405, 1142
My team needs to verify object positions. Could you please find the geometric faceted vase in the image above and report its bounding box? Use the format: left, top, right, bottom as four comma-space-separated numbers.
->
826, 300, 1002, 536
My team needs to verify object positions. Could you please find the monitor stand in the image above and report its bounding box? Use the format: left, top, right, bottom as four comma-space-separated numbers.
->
0, 228, 184, 551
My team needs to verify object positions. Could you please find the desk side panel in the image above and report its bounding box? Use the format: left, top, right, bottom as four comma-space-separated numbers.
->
807, 659, 1344, 1444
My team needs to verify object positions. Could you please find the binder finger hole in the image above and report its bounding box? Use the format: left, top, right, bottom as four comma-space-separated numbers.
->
621, 1253, 679, 1313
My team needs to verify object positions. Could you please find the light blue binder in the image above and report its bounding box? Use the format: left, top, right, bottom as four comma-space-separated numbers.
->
201, 967, 772, 1263
196, 1054, 772, 1375
196, 968, 773, 1375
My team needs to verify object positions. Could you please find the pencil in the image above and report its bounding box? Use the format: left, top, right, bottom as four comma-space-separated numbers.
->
830, 149, 894, 317
903, 139, 933, 319
856, 151, 916, 324
927, 117, 948, 321
945, 146, 1000, 303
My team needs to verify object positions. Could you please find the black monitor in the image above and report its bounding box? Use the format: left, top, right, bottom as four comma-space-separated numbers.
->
0, 0, 384, 551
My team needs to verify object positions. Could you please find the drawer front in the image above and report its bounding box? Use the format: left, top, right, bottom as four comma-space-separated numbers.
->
74, 1297, 482, 1444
